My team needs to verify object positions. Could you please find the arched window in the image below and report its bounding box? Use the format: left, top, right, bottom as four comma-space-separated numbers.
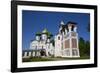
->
65, 39, 70, 48
58, 36, 60, 40
72, 49, 78, 56
71, 25, 74, 31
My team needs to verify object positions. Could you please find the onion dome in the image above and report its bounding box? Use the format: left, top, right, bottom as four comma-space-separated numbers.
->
42, 28, 48, 34
36, 32, 41, 36
42, 28, 53, 38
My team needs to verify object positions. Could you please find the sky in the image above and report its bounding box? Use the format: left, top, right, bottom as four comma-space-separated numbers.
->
22, 10, 90, 50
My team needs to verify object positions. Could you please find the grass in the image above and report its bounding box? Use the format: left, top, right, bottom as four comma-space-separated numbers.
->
22, 55, 90, 62
61, 56, 90, 60
30, 57, 53, 62
23, 57, 54, 62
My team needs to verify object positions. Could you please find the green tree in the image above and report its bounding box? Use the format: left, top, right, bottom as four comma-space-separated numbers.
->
85, 41, 90, 56
86, 23, 90, 57
79, 37, 90, 58
79, 37, 86, 57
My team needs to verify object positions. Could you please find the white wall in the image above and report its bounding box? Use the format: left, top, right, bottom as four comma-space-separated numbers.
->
0, 0, 99, 73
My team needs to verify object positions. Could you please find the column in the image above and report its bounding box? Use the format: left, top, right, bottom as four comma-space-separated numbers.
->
29, 52, 31, 57
24, 52, 27, 57
32, 51, 35, 57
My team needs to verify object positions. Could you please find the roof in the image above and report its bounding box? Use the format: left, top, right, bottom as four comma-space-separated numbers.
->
42, 28, 48, 33
36, 32, 41, 36
67, 21, 77, 27
60, 21, 65, 25
59, 21, 77, 32
67, 21, 77, 25
35, 28, 53, 38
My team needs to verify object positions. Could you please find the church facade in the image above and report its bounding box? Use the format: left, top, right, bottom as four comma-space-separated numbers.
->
22, 21, 80, 58
29, 28, 54, 57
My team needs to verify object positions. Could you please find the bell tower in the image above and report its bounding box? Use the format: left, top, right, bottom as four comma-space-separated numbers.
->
67, 22, 80, 57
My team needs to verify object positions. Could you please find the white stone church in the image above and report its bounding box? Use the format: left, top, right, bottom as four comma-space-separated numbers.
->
22, 21, 80, 58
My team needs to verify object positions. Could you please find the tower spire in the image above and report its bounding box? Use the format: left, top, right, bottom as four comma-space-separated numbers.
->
60, 21, 65, 25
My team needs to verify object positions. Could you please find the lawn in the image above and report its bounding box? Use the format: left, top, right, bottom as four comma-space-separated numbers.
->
23, 57, 53, 62
22, 56, 90, 62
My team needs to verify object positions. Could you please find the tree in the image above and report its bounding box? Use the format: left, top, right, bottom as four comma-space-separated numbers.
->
86, 23, 90, 57
85, 41, 90, 56
79, 37, 90, 57
79, 37, 86, 56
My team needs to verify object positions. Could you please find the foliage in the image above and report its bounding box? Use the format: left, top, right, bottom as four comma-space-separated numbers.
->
79, 37, 90, 58
85, 41, 90, 56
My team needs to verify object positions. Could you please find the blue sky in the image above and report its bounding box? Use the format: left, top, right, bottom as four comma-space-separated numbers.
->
22, 10, 90, 50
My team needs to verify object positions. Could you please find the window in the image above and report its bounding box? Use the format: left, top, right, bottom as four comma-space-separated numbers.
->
58, 36, 60, 40
72, 38, 77, 48
71, 32, 76, 36
65, 39, 70, 48
66, 50, 70, 56
72, 49, 78, 56
71, 25, 74, 31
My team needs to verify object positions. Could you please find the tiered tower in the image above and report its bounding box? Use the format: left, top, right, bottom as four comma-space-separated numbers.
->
55, 21, 80, 57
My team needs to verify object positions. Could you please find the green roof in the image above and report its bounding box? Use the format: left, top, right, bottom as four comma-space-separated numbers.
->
36, 32, 41, 36
36, 28, 53, 38
42, 28, 48, 33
